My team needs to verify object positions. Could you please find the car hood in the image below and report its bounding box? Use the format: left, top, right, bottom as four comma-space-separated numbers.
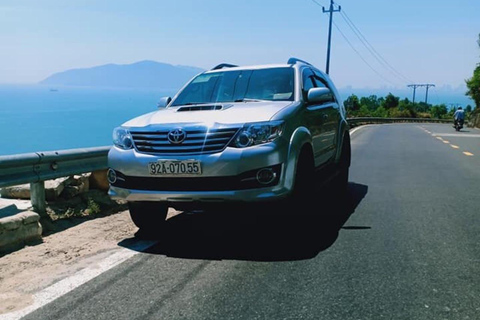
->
122, 101, 293, 127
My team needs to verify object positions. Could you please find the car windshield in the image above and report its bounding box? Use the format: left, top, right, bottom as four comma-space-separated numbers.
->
171, 67, 294, 106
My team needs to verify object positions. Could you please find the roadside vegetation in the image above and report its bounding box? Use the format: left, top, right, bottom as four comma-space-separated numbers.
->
344, 92, 474, 121
346, 33, 479, 126
465, 33, 480, 128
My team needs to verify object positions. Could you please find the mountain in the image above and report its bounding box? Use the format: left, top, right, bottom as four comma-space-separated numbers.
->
39, 60, 205, 89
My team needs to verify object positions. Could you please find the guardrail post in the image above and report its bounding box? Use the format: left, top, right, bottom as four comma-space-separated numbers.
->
30, 181, 48, 218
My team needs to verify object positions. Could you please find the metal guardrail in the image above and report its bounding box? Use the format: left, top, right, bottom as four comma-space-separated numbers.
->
0, 146, 110, 216
0, 117, 455, 216
347, 117, 453, 127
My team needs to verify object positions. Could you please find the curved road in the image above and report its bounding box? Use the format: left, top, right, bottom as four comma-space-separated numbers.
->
20, 123, 480, 320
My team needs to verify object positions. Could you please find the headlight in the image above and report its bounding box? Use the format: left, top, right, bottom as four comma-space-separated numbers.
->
113, 127, 134, 150
230, 121, 284, 148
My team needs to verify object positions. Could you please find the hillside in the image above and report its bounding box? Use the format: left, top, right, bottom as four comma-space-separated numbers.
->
39, 60, 204, 89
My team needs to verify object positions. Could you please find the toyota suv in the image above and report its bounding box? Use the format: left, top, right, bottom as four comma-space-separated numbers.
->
107, 58, 351, 233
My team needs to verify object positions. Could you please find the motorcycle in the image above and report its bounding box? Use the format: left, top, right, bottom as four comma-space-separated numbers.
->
453, 119, 464, 131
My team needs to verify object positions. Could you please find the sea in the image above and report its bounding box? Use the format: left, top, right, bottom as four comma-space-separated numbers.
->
0, 84, 176, 156
0, 84, 474, 157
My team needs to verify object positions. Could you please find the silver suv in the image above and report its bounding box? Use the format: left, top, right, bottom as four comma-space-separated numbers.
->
107, 58, 351, 232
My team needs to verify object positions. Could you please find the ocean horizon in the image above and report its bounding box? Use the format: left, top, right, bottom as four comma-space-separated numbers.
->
0, 84, 176, 156
0, 84, 475, 157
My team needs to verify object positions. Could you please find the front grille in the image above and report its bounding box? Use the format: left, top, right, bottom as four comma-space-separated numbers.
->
131, 126, 240, 155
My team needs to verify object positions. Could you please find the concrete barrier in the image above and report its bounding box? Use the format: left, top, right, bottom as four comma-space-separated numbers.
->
0, 205, 42, 254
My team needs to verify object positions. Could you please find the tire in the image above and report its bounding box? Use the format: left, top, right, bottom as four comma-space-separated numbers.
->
128, 201, 168, 233
333, 133, 351, 197
284, 147, 315, 214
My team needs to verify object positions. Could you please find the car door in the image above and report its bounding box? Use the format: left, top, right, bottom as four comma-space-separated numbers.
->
312, 72, 340, 161
301, 68, 333, 167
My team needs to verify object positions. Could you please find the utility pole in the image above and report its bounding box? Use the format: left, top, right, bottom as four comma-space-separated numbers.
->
423, 84, 435, 104
408, 83, 436, 105
407, 84, 420, 105
323, 0, 341, 75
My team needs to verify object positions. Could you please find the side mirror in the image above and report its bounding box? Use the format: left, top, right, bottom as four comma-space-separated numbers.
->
307, 87, 334, 104
157, 96, 172, 109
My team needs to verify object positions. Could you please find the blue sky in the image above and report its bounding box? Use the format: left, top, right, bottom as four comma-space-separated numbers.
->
1, 0, 479, 92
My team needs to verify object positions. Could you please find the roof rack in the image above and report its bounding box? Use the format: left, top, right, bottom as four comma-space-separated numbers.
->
287, 57, 312, 66
211, 63, 238, 70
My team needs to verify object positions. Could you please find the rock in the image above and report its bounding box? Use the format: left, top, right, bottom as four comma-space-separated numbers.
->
61, 174, 90, 199
44, 177, 70, 200
1, 185, 31, 200
0, 209, 42, 253
1, 177, 70, 201
89, 169, 110, 191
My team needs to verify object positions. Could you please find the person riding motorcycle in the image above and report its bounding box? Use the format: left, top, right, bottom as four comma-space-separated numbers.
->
453, 107, 465, 130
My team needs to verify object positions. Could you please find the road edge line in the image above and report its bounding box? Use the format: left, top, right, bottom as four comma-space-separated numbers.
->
1, 240, 156, 320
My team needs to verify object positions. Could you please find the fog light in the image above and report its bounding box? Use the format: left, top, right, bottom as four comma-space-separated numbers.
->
107, 168, 117, 184
256, 168, 276, 185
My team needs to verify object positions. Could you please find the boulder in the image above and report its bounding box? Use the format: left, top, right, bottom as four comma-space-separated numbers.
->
1, 177, 69, 201
89, 169, 110, 191
61, 174, 90, 199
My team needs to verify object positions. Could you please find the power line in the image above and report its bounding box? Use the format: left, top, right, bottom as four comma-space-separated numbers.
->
339, 10, 413, 83
333, 21, 397, 86
310, 0, 399, 85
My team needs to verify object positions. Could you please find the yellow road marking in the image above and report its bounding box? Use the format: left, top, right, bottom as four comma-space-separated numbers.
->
450, 145, 459, 149
463, 152, 474, 156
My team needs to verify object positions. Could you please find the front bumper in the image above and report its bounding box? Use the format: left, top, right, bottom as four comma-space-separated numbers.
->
107, 139, 295, 205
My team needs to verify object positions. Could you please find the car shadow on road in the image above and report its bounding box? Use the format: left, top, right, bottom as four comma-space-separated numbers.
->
119, 182, 368, 262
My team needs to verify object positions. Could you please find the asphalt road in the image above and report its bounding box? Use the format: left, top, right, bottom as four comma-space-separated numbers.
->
22, 123, 480, 320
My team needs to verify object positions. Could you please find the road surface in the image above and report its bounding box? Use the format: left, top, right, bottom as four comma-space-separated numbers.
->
15, 123, 480, 320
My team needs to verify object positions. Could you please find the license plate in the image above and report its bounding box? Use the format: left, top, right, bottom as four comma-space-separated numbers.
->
149, 160, 202, 175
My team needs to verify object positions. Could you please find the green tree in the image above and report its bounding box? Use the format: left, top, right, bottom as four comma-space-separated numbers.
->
382, 93, 399, 109
430, 104, 448, 119
465, 34, 480, 108
466, 65, 480, 108
360, 95, 380, 111
416, 102, 431, 113
373, 106, 387, 117
344, 94, 360, 114
398, 98, 412, 111
357, 105, 371, 117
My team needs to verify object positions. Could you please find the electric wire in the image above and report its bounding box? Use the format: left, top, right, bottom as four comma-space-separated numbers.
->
340, 9, 413, 83
332, 20, 398, 86
310, 0, 411, 86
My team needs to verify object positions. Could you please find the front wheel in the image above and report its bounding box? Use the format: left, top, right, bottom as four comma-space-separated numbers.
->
281, 147, 315, 215
128, 201, 168, 233
332, 133, 351, 197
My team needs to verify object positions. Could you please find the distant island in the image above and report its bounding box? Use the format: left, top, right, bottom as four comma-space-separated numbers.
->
39, 60, 204, 89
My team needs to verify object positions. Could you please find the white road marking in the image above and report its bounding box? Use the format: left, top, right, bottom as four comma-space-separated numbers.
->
1, 240, 156, 320
432, 133, 480, 138
349, 125, 372, 135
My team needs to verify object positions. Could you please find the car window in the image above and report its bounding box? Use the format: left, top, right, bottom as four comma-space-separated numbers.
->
302, 68, 316, 101
313, 73, 337, 103
172, 67, 294, 106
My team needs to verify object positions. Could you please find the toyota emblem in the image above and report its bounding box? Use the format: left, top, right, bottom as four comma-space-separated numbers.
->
167, 128, 187, 144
